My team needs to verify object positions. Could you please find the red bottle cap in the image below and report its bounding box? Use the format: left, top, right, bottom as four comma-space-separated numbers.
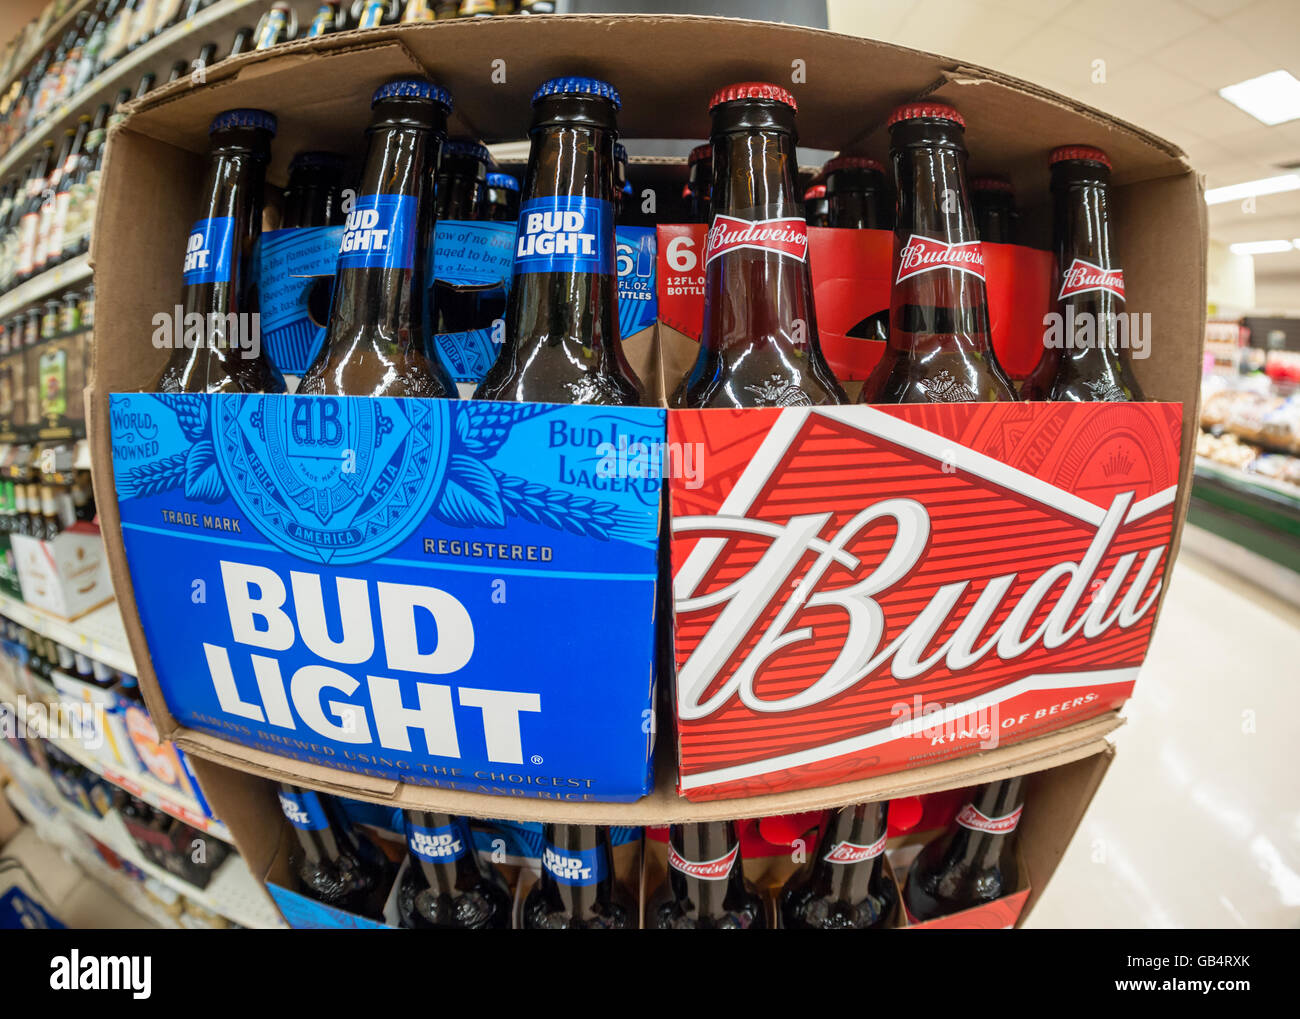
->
757, 811, 825, 846
709, 81, 798, 112
1049, 144, 1111, 168
681, 183, 692, 199
688, 143, 712, 163
887, 101, 965, 128
803, 183, 827, 200
970, 175, 1013, 192
887, 796, 925, 833
823, 154, 884, 174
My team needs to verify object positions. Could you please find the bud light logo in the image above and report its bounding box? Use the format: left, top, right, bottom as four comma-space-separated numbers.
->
895, 234, 985, 284
278, 789, 329, 831
667, 843, 738, 880
823, 833, 886, 865
955, 803, 1022, 835
183, 216, 236, 285
514, 196, 612, 275
408, 824, 467, 863
705, 215, 808, 266
337, 194, 417, 271
541, 844, 607, 886
1058, 258, 1125, 302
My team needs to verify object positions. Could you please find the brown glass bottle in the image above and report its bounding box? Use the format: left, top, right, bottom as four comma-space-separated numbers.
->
970, 175, 1017, 244
780, 801, 896, 929
685, 142, 712, 224
673, 82, 845, 409
299, 78, 456, 397
859, 102, 1016, 404
521, 824, 632, 929
650, 822, 766, 929
1021, 146, 1144, 403
396, 811, 511, 929
434, 138, 490, 221
824, 154, 889, 229
474, 76, 641, 405
803, 183, 829, 227
150, 109, 284, 393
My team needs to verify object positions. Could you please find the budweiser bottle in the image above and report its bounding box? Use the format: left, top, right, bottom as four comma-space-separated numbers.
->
823, 155, 889, 229
803, 183, 828, 227
859, 102, 1016, 404
673, 83, 845, 408
650, 822, 766, 929
970, 175, 1017, 244
397, 811, 511, 929
780, 802, 896, 929
903, 778, 1023, 921
1021, 146, 1145, 402
522, 824, 633, 929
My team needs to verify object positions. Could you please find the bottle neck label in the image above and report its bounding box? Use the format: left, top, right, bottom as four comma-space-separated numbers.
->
1058, 258, 1125, 302
513, 196, 612, 275
823, 832, 886, 865
183, 216, 236, 285
705, 214, 808, 267
338, 194, 416, 271
668, 843, 738, 880
407, 822, 468, 863
895, 234, 985, 284
541, 843, 607, 886
955, 803, 1022, 835
278, 789, 329, 831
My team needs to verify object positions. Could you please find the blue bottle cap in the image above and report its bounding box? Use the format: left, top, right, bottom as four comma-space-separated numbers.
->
532, 76, 621, 110
209, 108, 277, 135
622, 180, 633, 195
487, 172, 519, 191
442, 138, 491, 164
372, 77, 454, 113
613, 142, 628, 162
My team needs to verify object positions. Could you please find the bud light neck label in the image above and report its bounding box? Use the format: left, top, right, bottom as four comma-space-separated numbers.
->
668, 843, 738, 880
514, 196, 612, 275
541, 844, 607, 886
259, 225, 345, 374
955, 803, 1022, 835
338, 193, 417, 271
183, 216, 236, 285
1058, 258, 1125, 302
823, 832, 886, 865
705, 214, 808, 267
895, 234, 985, 284
407, 823, 468, 863
278, 789, 329, 831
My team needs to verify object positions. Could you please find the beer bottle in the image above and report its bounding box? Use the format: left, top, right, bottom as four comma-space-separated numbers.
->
685, 142, 712, 224
400, 0, 438, 22
859, 102, 1017, 404
353, 0, 392, 28
673, 83, 845, 408
396, 811, 511, 929
824, 155, 889, 229
35, 130, 76, 273
970, 175, 1017, 244
483, 172, 520, 222
803, 183, 828, 227
150, 108, 285, 394
903, 777, 1023, 921
435, 138, 490, 221
277, 784, 394, 920
458, 0, 497, 16
227, 25, 255, 58
300, 79, 457, 397
305, 1, 348, 37
522, 824, 633, 929
650, 822, 766, 929
613, 141, 630, 220
16, 149, 54, 283
780, 801, 897, 929
1021, 146, 1144, 402
282, 151, 346, 228
473, 76, 642, 405
254, 2, 296, 49
47, 116, 90, 266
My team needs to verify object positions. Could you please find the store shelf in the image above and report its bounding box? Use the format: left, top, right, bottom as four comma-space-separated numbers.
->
0, 252, 91, 320
0, 592, 136, 674
0, 1, 98, 101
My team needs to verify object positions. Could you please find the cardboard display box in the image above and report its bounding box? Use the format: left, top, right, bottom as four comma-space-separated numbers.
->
88, 16, 1203, 815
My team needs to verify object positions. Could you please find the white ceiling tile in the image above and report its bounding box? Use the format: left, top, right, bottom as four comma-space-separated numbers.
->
995, 22, 1140, 94
1058, 0, 1210, 49
1150, 23, 1279, 90
1179, 0, 1256, 19
1159, 93, 1277, 144
886, 0, 1046, 67
1222, 0, 1300, 72
825, 0, 913, 40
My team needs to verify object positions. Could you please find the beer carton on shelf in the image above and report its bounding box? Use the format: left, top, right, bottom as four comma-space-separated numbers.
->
9, 523, 113, 620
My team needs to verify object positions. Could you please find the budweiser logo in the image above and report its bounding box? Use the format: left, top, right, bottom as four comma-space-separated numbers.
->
1058, 258, 1125, 301
895, 234, 985, 283
823, 832, 887, 864
668, 843, 739, 880
955, 803, 1022, 835
705, 215, 809, 266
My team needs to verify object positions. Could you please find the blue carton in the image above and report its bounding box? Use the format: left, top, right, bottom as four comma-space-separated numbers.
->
109, 393, 665, 801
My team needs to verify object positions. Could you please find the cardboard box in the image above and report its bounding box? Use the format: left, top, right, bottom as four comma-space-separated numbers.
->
10, 525, 113, 620
88, 16, 1202, 814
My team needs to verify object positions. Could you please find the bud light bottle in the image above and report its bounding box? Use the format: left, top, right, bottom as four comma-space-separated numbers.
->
673, 82, 845, 408
474, 77, 641, 405
823, 155, 889, 229
522, 824, 633, 929
277, 784, 394, 920
859, 102, 1016, 404
483, 172, 520, 223
397, 811, 511, 929
1021, 146, 1144, 402
803, 184, 828, 227
151, 109, 285, 393
434, 138, 491, 221
970, 175, 1017, 244
650, 822, 766, 929
780, 801, 896, 929
300, 79, 457, 397
685, 142, 712, 224
903, 778, 1023, 921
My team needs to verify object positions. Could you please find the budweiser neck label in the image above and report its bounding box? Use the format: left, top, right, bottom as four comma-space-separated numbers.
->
183, 216, 236, 285
895, 234, 985, 283
668, 843, 739, 880
823, 832, 887, 864
1058, 258, 1125, 301
955, 803, 1022, 835
542, 844, 607, 886
514, 196, 613, 275
705, 214, 808, 266
278, 789, 330, 831
408, 823, 468, 863
338, 194, 417, 270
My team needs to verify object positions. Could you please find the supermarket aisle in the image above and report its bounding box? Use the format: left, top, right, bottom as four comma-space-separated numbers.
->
1027, 527, 1300, 928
